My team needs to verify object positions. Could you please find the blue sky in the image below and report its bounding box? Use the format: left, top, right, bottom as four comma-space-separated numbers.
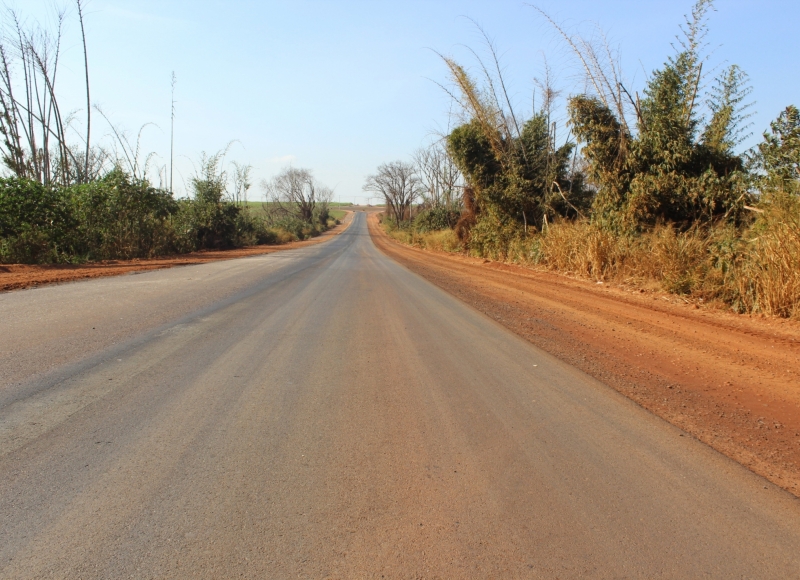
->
18, 1, 800, 201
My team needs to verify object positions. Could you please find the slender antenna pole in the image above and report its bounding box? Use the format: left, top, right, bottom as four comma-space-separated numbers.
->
170, 71, 176, 193
76, 0, 90, 181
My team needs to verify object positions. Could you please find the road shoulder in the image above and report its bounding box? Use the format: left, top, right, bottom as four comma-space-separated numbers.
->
368, 213, 800, 498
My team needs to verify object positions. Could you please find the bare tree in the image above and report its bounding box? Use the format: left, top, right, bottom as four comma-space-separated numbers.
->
76, 0, 90, 182
413, 141, 462, 208
262, 167, 324, 223
0, 3, 107, 184
311, 183, 335, 226
528, 4, 639, 134
0, 7, 72, 184
363, 161, 423, 224
232, 161, 252, 205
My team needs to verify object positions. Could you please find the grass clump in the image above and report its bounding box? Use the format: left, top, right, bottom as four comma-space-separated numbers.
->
380, 213, 461, 253
734, 195, 800, 317
496, 199, 800, 318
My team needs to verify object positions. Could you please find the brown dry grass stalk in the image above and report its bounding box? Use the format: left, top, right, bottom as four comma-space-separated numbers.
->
735, 201, 800, 317
506, 206, 800, 317
388, 228, 461, 254
382, 198, 800, 318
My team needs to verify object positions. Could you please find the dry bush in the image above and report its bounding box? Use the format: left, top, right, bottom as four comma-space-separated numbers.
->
384, 200, 800, 318
537, 223, 727, 293
420, 229, 461, 252
526, 214, 800, 317
387, 229, 413, 245
388, 228, 461, 253
633, 226, 712, 294
506, 221, 620, 280
273, 230, 297, 244
735, 198, 800, 317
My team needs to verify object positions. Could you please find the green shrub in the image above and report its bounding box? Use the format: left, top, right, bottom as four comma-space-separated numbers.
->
0, 171, 178, 263
69, 169, 178, 260
467, 212, 521, 260
0, 169, 295, 264
0, 178, 73, 262
414, 206, 461, 232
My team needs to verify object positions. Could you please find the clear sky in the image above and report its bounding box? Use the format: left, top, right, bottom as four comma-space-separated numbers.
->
17, 1, 800, 202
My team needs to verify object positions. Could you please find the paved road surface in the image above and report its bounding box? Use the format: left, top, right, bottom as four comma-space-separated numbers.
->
2, 212, 799, 578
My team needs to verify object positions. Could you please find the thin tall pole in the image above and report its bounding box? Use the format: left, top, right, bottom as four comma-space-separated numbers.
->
76, 0, 90, 182
170, 71, 176, 194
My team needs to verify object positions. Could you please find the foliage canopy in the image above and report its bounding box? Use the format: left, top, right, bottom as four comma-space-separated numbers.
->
568, 0, 753, 231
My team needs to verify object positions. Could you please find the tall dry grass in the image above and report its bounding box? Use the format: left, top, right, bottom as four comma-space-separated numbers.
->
734, 197, 800, 317
502, 198, 800, 317
511, 222, 717, 294
388, 228, 462, 253
381, 198, 800, 318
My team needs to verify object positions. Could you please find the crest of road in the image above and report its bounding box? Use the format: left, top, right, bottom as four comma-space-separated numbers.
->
1, 212, 799, 578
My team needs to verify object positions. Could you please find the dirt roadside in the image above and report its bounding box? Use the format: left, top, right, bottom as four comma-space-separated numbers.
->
0, 212, 353, 292
368, 213, 800, 497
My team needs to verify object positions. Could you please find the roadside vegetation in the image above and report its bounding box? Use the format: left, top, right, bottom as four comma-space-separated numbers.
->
258, 166, 339, 243
369, 0, 800, 318
0, 3, 338, 265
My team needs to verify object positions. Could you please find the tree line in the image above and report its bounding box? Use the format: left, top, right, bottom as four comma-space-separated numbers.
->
367, 0, 800, 317
0, 3, 336, 264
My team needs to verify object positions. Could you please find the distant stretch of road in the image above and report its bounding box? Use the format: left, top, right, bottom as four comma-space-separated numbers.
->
1, 212, 799, 578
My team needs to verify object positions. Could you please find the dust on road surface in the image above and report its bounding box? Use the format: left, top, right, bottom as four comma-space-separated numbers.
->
2, 212, 800, 578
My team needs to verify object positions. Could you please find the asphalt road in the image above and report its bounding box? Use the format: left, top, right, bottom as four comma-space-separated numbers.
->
2, 212, 799, 578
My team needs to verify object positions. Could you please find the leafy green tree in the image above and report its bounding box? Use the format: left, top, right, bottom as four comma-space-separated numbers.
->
439, 42, 587, 243
447, 121, 500, 196
0, 170, 179, 263
71, 168, 178, 259
179, 151, 246, 250
0, 178, 75, 262
447, 112, 584, 231
568, 0, 751, 231
757, 105, 800, 194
